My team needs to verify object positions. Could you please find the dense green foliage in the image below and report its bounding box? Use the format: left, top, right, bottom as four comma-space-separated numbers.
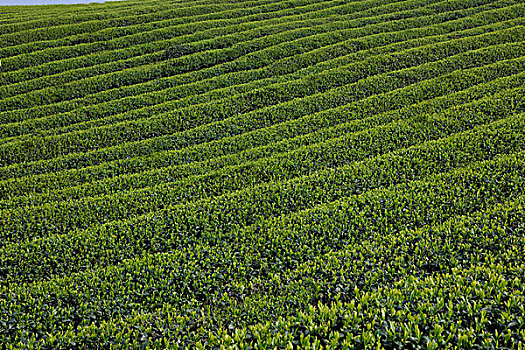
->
0, 0, 524, 348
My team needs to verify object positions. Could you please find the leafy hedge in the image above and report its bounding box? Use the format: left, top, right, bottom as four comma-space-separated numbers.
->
1, 0, 512, 112
3, 9, 523, 137
1, 0, 518, 126
1, 0, 524, 348
0, 59, 522, 207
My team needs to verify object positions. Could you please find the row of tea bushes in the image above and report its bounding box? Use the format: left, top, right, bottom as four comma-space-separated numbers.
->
1, 0, 511, 113
1, 62, 523, 208
2, 0, 524, 347
2, 1, 519, 127
1, 152, 524, 346
1, 56, 523, 194
3, 14, 524, 140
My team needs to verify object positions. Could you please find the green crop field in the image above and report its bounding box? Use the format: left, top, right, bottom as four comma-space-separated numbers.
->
0, 0, 524, 348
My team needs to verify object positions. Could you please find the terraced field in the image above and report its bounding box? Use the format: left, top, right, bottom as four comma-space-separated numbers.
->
0, 0, 524, 348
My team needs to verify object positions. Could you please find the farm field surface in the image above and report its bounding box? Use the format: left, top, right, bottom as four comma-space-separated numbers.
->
0, 0, 524, 348
0, 1, 125, 6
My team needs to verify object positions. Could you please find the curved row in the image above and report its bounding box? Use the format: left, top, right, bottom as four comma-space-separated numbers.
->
1, 0, 513, 126
0, 60, 523, 206
3, 10, 523, 139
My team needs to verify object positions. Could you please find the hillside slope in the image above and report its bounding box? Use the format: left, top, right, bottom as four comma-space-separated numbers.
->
0, 0, 524, 348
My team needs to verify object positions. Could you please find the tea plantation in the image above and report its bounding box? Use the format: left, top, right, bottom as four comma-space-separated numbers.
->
0, 0, 524, 348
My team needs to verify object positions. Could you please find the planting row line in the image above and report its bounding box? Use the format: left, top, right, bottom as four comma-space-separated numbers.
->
0, 0, 238, 35
1, 54, 522, 186
0, 87, 523, 252
4, 10, 522, 140
0, 0, 280, 49
1, 0, 478, 112
0, 0, 347, 77
1, 62, 524, 208
1, 146, 524, 346
1, 0, 512, 125
1, 36, 523, 168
